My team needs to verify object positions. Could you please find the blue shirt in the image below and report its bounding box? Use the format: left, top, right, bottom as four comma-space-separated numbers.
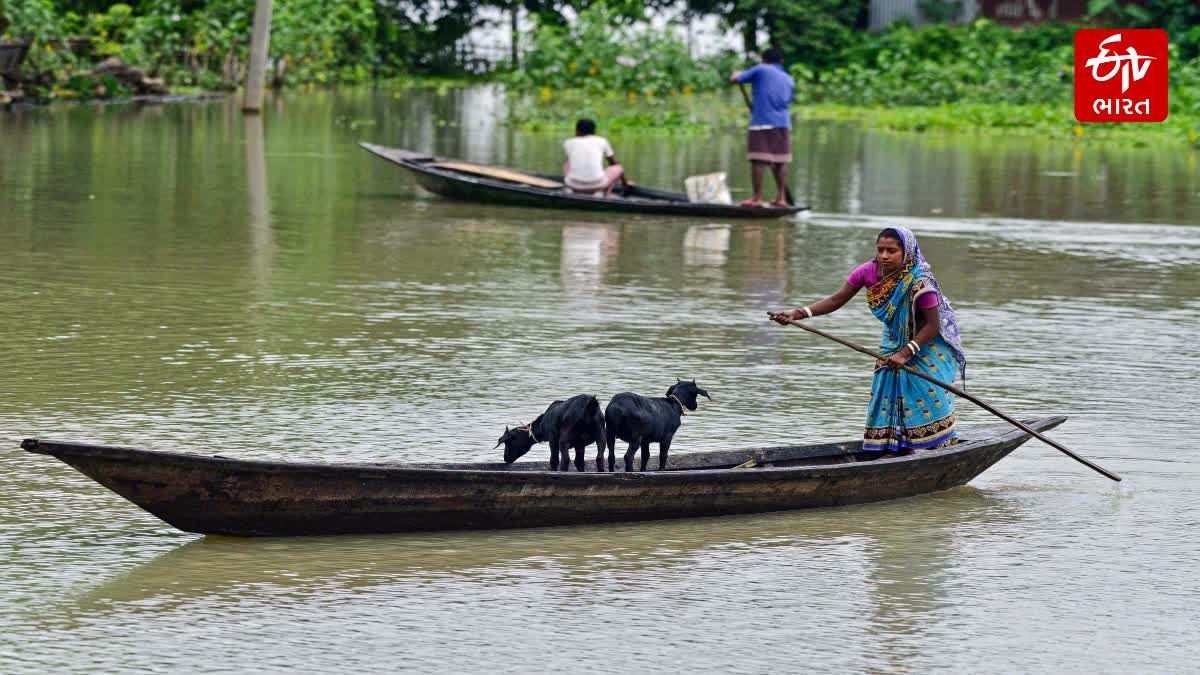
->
735, 63, 794, 128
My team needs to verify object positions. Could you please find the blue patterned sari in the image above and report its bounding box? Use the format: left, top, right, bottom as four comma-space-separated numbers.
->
863, 226, 967, 452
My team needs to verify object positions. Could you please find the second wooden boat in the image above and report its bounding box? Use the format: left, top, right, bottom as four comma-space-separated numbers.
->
360, 142, 809, 219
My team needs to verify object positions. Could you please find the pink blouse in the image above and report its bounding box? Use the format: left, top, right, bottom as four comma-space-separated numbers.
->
847, 261, 940, 310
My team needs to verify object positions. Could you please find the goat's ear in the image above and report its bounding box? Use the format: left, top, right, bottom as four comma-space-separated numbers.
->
493, 439, 503, 449
698, 388, 712, 401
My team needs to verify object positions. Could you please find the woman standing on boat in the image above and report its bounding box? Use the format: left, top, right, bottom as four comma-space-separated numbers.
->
771, 226, 967, 453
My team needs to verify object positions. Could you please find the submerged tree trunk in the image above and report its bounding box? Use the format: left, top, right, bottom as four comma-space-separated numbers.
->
242, 0, 273, 113
510, 3, 520, 68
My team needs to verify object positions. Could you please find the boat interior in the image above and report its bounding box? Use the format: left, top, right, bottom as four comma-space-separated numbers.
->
398, 429, 993, 473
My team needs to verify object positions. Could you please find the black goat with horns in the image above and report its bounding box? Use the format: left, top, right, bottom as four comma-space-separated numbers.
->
496, 394, 607, 472
603, 379, 712, 472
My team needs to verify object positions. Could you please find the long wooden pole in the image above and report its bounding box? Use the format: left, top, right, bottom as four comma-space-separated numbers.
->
242, 0, 273, 113
738, 83, 795, 206
771, 315, 1122, 482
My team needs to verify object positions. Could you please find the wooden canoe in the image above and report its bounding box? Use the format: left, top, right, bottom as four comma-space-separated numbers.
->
20, 417, 1063, 537
359, 143, 809, 219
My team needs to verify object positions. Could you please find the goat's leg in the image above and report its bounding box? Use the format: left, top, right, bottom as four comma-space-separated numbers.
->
658, 436, 672, 471
549, 441, 560, 471
573, 444, 586, 472
607, 434, 616, 472
554, 435, 572, 472
595, 429, 608, 472
623, 439, 639, 472
639, 439, 651, 472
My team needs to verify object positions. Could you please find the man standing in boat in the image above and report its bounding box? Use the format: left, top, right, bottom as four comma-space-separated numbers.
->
563, 118, 628, 197
730, 47, 794, 208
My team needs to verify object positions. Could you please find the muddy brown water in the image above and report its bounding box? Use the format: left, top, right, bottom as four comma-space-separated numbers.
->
1, 87, 1196, 672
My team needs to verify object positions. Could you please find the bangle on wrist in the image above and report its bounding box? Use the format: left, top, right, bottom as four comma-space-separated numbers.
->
801, 306, 813, 319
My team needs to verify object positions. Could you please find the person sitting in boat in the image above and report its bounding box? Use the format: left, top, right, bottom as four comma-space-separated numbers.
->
770, 226, 967, 455
563, 118, 628, 196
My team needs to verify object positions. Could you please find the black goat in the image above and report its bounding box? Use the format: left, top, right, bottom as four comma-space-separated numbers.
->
604, 379, 712, 472
496, 394, 607, 472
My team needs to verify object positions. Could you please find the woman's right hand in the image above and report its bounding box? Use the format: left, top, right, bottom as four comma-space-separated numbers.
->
768, 309, 805, 325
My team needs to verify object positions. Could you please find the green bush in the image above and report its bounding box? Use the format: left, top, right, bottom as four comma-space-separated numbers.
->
3, 0, 386, 90
273, 0, 378, 84
1086, 0, 1200, 58
793, 19, 1197, 113
508, 3, 741, 96
803, 20, 1072, 106
85, 3, 135, 58
764, 0, 867, 73
3, 0, 77, 76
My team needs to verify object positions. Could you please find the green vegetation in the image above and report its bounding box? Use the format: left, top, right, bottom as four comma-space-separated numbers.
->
506, 4, 738, 96
797, 19, 1199, 115
2, 0, 486, 99
806, 103, 1200, 146
506, 88, 733, 134
3, 0, 1197, 146
505, 6, 1199, 144
506, 87, 1200, 146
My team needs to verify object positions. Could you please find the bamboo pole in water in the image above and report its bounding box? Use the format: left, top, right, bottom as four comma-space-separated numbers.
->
242, 0, 273, 113
771, 314, 1122, 482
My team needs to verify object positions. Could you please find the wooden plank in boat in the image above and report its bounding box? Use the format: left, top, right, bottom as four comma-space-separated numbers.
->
428, 161, 564, 189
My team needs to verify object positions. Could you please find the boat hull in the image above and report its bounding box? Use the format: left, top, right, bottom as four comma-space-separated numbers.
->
360, 142, 808, 219
21, 417, 1063, 537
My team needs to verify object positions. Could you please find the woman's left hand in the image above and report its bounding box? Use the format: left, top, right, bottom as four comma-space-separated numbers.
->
885, 349, 912, 369
768, 310, 802, 325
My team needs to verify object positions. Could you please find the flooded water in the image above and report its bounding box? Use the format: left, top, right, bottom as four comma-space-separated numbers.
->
1, 87, 1197, 672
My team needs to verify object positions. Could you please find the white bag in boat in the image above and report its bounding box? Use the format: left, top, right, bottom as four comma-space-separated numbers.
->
684, 172, 733, 205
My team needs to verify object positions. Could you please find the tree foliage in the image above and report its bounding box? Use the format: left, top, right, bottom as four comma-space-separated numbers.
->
508, 2, 738, 94
1086, 0, 1200, 57
4, 0, 1198, 95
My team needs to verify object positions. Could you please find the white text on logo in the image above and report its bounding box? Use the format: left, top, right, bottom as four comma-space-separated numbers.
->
1085, 33, 1156, 93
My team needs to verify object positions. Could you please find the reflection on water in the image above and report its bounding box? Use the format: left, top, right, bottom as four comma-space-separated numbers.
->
560, 222, 620, 291
34, 489, 1018, 673
683, 224, 730, 267
0, 89, 1198, 672
244, 111, 274, 289
79, 489, 1012, 608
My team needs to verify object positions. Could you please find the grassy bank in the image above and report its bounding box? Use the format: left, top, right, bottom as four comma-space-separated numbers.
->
505, 89, 1200, 147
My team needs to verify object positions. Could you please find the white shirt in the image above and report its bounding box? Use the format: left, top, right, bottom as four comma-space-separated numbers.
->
563, 135, 614, 188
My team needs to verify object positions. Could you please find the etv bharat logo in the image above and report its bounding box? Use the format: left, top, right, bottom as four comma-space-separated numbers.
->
1075, 29, 1168, 123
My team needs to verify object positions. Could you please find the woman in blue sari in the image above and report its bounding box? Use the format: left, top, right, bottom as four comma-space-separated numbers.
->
771, 226, 967, 453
